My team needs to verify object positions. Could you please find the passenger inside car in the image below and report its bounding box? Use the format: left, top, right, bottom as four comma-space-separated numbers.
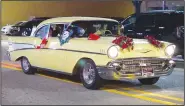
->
58, 25, 74, 45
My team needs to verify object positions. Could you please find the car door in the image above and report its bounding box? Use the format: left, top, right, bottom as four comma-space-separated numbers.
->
154, 14, 170, 40
135, 14, 156, 38
28, 24, 52, 68
35, 23, 73, 73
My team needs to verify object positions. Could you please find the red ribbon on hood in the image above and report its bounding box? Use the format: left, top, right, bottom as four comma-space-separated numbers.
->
144, 35, 164, 48
112, 36, 134, 50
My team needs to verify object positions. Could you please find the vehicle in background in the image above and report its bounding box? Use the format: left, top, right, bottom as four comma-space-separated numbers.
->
121, 10, 184, 58
10, 17, 52, 36
31, 17, 53, 20
1, 21, 27, 35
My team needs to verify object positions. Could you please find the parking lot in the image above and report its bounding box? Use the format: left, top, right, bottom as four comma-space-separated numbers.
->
1, 41, 184, 105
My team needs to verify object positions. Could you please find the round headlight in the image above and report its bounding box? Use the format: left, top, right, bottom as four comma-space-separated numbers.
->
107, 46, 119, 59
165, 44, 176, 56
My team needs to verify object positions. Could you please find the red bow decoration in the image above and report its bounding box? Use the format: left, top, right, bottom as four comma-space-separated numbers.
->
112, 36, 134, 50
36, 38, 48, 49
88, 33, 100, 40
144, 35, 164, 48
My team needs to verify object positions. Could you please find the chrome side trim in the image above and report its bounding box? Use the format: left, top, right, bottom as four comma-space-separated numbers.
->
9, 45, 106, 55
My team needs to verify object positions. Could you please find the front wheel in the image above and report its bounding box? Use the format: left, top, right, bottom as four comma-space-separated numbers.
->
138, 77, 159, 85
80, 59, 103, 90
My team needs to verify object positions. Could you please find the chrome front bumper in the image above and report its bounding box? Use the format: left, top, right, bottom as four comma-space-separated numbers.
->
97, 58, 176, 80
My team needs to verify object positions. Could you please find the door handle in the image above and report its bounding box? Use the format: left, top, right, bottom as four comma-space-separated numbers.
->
128, 30, 133, 32
145, 29, 151, 31
159, 27, 164, 29
136, 33, 143, 35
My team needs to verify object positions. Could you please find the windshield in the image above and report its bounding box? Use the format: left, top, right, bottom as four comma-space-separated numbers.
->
68, 20, 119, 37
122, 14, 136, 25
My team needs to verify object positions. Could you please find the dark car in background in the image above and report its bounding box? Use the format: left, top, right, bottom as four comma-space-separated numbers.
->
10, 17, 52, 36
121, 10, 184, 58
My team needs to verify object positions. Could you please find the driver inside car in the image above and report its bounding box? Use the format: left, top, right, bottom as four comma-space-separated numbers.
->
94, 24, 109, 36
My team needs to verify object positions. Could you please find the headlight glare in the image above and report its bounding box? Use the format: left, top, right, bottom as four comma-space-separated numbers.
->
165, 44, 176, 56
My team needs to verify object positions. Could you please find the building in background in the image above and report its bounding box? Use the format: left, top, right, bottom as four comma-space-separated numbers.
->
141, 0, 184, 12
1, 1, 134, 26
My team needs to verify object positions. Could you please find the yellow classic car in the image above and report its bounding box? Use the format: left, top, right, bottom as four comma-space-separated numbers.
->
7, 17, 176, 89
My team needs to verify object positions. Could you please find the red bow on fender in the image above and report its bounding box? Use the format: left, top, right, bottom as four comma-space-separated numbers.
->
88, 33, 100, 40
36, 38, 48, 49
112, 36, 134, 50
144, 35, 164, 48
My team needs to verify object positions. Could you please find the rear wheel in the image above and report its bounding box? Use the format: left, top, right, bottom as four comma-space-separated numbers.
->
20, 57, 36, 74
79, 59, 103, 90
138, 77, 159, 85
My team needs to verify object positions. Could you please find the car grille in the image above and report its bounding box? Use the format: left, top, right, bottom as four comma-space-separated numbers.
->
112, 58, 169, 73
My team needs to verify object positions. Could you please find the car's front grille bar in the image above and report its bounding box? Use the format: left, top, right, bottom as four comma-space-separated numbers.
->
108, 57, 169, 73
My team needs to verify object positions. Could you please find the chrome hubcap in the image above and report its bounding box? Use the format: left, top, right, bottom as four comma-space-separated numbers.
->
22, 58, 30, 71
83, 63, 96, 84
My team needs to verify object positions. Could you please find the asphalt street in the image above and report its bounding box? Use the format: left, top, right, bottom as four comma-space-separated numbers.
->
1, 41, 184, 105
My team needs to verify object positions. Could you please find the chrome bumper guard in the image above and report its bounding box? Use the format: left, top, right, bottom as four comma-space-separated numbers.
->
97, 58, 176, 80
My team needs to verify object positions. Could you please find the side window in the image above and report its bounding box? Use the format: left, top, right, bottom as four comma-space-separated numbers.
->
136, 15, 155, 27
50, 24, 64, 37
122, 16, 136, 25
35, 25, 50, 39
128, 16, 136, 24
155, 14, 168, 26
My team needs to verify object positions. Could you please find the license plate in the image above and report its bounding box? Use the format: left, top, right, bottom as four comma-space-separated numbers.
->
142, 67, 154, 77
